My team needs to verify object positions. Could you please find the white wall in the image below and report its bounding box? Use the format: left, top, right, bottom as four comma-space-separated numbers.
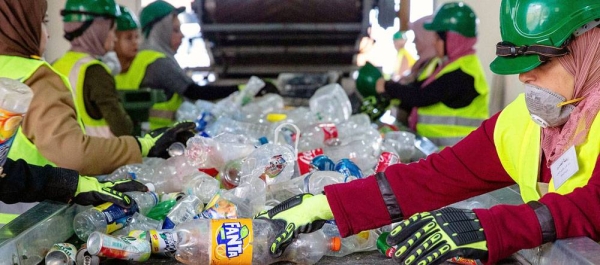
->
45, 0, 141, 63
435, 0, 522, 114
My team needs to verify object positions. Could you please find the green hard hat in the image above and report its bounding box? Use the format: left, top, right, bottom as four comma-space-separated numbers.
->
491, 0, 600, 75
140, 1, 185, 36
393, 31, 407, 40
424, 2, 477, 38
116, 6, 139, 31
356, 62, 383, 98
61, 0, 120, 22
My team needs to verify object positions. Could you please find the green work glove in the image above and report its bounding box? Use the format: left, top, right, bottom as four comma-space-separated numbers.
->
136, 122, 196, 158
387, 207, 488, 265
72, 176, 148, 208
254, 193, 334, 257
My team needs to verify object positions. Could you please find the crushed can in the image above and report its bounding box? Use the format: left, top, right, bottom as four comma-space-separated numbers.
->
334, 158, 363, 182
86, 231, 151, 261
75, 244, 100, 265
297, 148, 323, 175
374, 151, 400, 173
310, 154, 335, 171
45, 243, 77, 265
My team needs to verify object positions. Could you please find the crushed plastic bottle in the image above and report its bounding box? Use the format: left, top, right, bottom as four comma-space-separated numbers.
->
72, 191, 158, 241
174, 218, 340, 265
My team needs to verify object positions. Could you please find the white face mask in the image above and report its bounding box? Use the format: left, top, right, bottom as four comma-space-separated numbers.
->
99, 51, 122, 76
524, 84, 582, 128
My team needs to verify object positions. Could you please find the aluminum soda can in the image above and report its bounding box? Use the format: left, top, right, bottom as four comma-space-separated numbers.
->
374, 151, 400, 173
310, 154, 335, 171
148, 229, 178, 257
334, 158, 363, 182
297, 148, 323, 175
75, 244, 100, 265
45, 243, 77, 265
86, 231, 151, 261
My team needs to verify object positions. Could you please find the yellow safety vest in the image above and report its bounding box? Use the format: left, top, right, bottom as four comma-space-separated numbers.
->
53, 51, 114, 138
0, 55, 84, 166
416, 57, 441, 82
115, 50, 182, 130
394, 48, 416, 76
416, 54, 489, 147
494, 94, 600, 203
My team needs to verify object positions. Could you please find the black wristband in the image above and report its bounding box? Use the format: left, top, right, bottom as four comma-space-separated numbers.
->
375, 172, 403, 222
527, 201, 556, 244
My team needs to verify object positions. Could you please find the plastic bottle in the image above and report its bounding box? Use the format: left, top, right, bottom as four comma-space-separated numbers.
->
136, 156, 197, 195
219, 158, 244, 190
383, 131, 416, 163
72, 191, 159, 241
265, 171, 345, 207
174, 218, 340, 265
297, 113, 373, 152
239, 143, 296, 186
185, 133, 256, 170
0, 78, 34, 167
163, 195, 204, 229
235, 93, 285, 123
309, 83, 352, 124
322, 223, 378, 257
374, 140, 400, 173
324, 138, 379, 172
182, 172, 221, 205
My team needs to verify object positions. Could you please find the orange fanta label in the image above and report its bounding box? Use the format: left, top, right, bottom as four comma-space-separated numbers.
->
211, 219, 253, 264
0, 109, 24, 166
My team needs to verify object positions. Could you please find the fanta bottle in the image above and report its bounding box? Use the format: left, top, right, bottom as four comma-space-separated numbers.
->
174, 218, 340, 265
0, 78, 33, 167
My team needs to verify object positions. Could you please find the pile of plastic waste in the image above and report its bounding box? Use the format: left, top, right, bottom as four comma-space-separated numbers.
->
59, 76, 419, 264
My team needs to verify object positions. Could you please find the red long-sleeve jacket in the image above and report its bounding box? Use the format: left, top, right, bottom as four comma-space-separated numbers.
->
324, 112, 600, 263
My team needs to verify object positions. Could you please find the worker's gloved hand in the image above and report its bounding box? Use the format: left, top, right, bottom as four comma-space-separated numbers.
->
136, 122, 196, 158
387, 207, 488, 265
72, 176, 148, 208
254, 193, 333, 257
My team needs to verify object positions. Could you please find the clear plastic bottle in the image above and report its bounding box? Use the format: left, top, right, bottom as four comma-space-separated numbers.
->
185, 133, 256, 170
309, 83, 352, 124
162, 195, 204, 229
174, 218, 340, 265
136, 156, 197, 195
72, 191, 158, 241
322, 223, 378, 257
324, 138, 379, 172
239, 143, 296, 186
297, 113, 373, 152
265, 171, 345, 207
0, 78, 34, 167
236, 93, 285, 123
182, 172, 221, 205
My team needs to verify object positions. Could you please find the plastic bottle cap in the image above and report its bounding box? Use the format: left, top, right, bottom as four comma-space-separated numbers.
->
329, 237, 341, 252
266, 113, 287, 122
145, 183, 155, 192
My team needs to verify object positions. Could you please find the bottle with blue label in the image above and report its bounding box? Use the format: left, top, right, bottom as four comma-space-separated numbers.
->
73, 191, 158, 241
0, 78, 33, 170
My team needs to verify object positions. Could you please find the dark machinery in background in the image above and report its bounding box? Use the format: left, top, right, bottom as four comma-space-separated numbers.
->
191, 0, 396, 80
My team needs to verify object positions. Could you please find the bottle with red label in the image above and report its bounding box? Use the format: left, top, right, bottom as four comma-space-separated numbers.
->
374, 140, 400, 173
174, 218, 340, 265
0, 78, 33, 169
296, 113, 372, 152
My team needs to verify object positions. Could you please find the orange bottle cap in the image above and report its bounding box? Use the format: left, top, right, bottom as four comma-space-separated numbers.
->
329, 236, 341, 252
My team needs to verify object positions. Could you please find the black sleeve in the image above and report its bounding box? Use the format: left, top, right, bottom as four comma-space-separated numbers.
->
383, 69, 479, 111
182, 83, 239, 101
0, 159, 79, 204
84, 65, 134, 136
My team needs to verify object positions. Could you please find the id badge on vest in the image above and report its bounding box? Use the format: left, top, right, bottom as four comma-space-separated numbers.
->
550, 146, 579, 190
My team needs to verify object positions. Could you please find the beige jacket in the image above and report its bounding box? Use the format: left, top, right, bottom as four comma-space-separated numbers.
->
22, 65, 142, 175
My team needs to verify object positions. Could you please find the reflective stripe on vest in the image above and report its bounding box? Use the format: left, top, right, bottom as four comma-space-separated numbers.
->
494, 94, 600, 202
416, 54, 490, 147
0, 55, 84, 166
115, 50, 165, 90
114, 50, 181, 130
53, 51, 114, 138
